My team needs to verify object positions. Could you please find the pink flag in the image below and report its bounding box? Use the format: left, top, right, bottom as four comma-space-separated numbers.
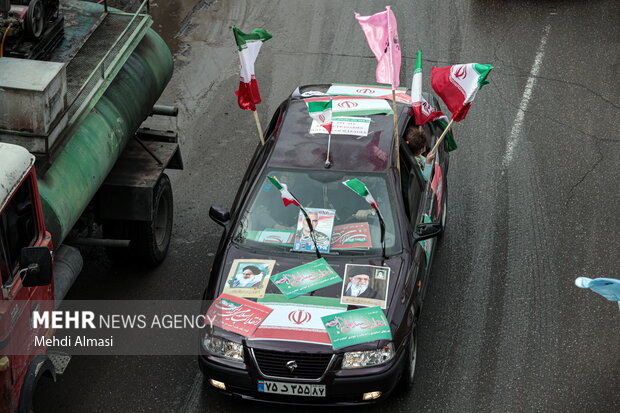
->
355, 6, 401, 89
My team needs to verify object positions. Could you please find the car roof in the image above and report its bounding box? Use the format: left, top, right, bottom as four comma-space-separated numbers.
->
267, 85, 411, 173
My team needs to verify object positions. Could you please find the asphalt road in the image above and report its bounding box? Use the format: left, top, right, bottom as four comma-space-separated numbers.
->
36, 0, 619, 412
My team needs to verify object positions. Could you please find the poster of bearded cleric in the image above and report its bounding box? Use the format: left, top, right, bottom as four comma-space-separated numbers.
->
222, 259, 276, 299
340, 264, 390, 309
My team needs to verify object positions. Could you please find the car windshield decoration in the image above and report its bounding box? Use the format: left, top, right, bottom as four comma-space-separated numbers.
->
233, 169, 400, 256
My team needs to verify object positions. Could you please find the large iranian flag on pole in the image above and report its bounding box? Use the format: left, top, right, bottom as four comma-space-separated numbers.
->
431, 63, 493, 121
232, 26, 272, 111
306, 99, 333, 134
267, 176, 301, 207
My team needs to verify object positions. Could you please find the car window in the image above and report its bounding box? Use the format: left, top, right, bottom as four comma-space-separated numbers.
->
400, 147, 424, 226
0, 178, 38, 285
232, 168, 401, 256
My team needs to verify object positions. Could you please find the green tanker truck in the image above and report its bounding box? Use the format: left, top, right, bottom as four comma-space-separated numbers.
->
0, 1, 182, 411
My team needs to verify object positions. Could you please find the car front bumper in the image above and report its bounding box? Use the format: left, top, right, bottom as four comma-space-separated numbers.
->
198, 348, 406, 405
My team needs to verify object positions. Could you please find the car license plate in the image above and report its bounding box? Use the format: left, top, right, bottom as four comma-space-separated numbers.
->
257, 380, 326, 397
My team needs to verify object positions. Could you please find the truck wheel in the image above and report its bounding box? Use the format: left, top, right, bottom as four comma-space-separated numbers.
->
131, 173, 173, 266
18, 355, 56, 413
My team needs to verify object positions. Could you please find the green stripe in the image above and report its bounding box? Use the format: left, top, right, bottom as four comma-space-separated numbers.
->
232, 26, 272, 50
307, 100, 332, 113
343, 178, 369, 197
473, 63, 493, 87
259, 294, 346, 307
414, 50, 423, 73
267, 176, 283, 190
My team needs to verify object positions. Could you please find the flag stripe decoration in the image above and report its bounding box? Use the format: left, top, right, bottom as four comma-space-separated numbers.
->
267, 176, 301, 207
342, 178, 379, 211
306, 99, 333, 134
355, 6, 401, 89
431, 63, 493, 121
232, 26, 272, 111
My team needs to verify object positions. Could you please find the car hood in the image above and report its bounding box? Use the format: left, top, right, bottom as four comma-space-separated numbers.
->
216, 244, 405, 317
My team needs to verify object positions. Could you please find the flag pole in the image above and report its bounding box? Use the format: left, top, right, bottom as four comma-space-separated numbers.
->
429, 118, 454, 156
253, 110, 265, 145
386, 6, 400, 172
325, 132, 332, 168
392, 90, 400, 172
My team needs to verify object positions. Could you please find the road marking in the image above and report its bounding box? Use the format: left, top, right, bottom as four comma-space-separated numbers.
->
180, 372, 203, 413
503, 24, 551, 167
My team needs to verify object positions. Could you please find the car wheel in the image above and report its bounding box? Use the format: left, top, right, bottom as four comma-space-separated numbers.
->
399, 328, 417, 392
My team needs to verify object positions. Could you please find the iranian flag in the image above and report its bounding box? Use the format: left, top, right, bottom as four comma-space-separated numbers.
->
306, 99, 333, 134
411, 50, 446, 125
267, 176, 301, 207
431, 63, 493, 121
342, 178, 379, 213
232, 26, 272, 111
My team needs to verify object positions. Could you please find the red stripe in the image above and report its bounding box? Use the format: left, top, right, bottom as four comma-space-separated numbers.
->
431, 66, 469, 122
235, 81, 257, 111
251, 327, 331, 344
282, 198, 301, 207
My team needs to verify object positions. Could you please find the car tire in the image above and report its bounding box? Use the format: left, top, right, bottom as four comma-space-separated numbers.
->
398, 327, 418, 392
131, 173, 173, 267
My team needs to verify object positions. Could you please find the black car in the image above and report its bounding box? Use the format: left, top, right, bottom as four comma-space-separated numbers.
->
199, 84, 450, 405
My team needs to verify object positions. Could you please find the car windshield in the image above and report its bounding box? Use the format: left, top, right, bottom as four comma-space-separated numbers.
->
232, 168, 401, 256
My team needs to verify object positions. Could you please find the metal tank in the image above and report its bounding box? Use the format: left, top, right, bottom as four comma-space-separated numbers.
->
36, 28, 174, 245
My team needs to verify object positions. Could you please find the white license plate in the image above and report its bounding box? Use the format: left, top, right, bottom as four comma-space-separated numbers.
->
257, 380, 326, 397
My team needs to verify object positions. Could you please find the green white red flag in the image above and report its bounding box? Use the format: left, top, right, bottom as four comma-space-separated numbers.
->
232, 26, 272, 111
411, 50, 446, 125
306, 99, 333, 134
355, 6, 401, 89
267, 176, 301, 208
431, 63, 493, 121
342, 178, 379, 212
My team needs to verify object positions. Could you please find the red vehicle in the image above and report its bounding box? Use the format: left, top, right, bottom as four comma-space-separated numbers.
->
0, 1, 181, 411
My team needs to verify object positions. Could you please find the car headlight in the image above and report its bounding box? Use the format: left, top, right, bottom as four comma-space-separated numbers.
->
342, 343, 394, 369
202, 332, 244, 362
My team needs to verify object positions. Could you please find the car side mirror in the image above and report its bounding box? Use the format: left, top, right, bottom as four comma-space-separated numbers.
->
20, 246, 52, 287
209, 205, 231, 227
412, 222, 443, 242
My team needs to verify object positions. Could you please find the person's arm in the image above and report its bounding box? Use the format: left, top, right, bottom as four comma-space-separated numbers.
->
421, 152, 436, 181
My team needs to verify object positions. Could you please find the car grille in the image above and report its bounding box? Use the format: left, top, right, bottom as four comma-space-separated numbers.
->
252, 349, 333, 380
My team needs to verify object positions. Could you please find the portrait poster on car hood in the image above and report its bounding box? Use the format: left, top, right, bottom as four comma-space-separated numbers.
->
340, 264, 390, 309
321, 306, 392, 350
293, 208, 335, 253
270, 258, 342, 299
252, 294, 347, 345
222, 259, 276, 299
206, 293, 273, 337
